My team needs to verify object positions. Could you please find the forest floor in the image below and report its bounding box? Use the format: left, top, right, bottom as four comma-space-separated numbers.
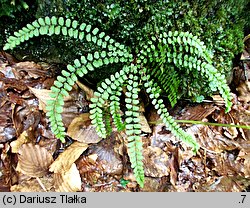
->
0, 39, 250, 192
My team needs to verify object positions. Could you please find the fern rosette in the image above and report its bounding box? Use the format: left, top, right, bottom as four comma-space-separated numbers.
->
4, 16, 233, 187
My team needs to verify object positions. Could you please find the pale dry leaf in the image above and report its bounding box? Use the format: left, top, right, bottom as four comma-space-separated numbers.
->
17, 143, 54, 177
28, 87, 53, 112
187, 125, 240, 153
76, 81, 94, 100
67, 113, 101, 143
49, 141, 88, 173
236, 81, 250, 103
11, 179, 44, 192
177, 104, 217, 121
10, 131, 29, 153
10, 175, 54, 192
13, 61, 46, 79
238, 153, 250, 178
53, 163, 82, 192
88, 154, 98, 163
143, 146, 170, 177
223, 125, 238, 139
29, 87, 72, 112
211, 95, 226, 105
139, 114, 152, 133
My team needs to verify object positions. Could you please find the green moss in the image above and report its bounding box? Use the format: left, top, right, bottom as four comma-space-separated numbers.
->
1, 0, 249, 83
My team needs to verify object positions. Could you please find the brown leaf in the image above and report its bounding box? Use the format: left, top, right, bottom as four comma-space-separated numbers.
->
0, 143, 12, 191
0, 51, 19, 65
206, 151, 244, 176
67, 113, 101, 143
139, 114, 152, 133
76, 155, 103, 185
10, 131, 29, 153
168, 146, 179, 186
205, 176, 248, 192
17, 143, 54, 177
12, 61, 47, 79
238, 153, 250, 177
76, 81, 94, 101
49, 141, 88, 173
12, 101, 41, 136
141, 178, 162, 192
92, 142, 123, 175
237, 81, 250, 103
28, 87, 53, 112
29, 86, 88, 127
53, 163, 82, 192
187, 125, 240, 153
143, 146, 170, 177
10, 176, 54, 192
76, 137, 123, 185
177, 104, 217, 121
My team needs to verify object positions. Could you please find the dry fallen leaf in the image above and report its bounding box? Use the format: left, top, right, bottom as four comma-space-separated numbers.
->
10, 131, 29, 153
238, 153, 250, 178
94, 143, 123, 175
53, 163, 82, 192
168, 146, 179, 186
28, 87, 52, 112
177, 104, 217, 121
49, 141, 88, 173
77, 155, 103, 185
211, 95, 226, 106
76, 81, 94, 100
11, 175, 54, 192
13, 61, 47, 79
141, 178, 162, 192
11, 178, 45, 192
139, 114, 152, 133
76, 137, 123, 185
223, 125, 238, 139
237, 81, 250, 103
143, 146, 170, 177
206, 176, 247, 192
187, 125, 240, 153
67, 113, 101, 143
17, 143, 54, 177
29, 86, 88, 127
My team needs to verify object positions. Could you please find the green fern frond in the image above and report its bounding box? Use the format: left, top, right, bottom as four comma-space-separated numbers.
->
90, 64, 145, 186
103, 107, 113, 136
150, 65, 181, 107
4, 16, 235, 188
3, 16, 134, 142
141, 68, 199, 153
3, 16, 132, 60
90, 65, 130, 138
125, 65, 144, 187
109, 87, 125, 132
138, 30, 232, 112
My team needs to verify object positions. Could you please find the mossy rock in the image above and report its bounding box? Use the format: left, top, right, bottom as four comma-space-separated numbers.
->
1, 0, 249, 82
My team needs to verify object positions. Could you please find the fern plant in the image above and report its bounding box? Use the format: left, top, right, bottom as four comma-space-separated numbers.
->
4, 16, 232, 188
